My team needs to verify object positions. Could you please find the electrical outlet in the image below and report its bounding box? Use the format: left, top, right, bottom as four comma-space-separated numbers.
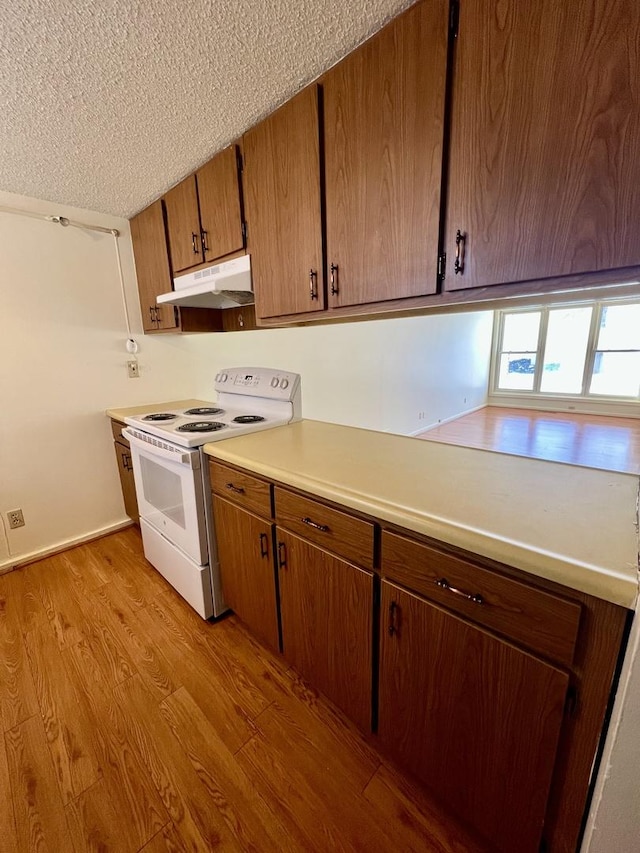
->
127, 360, 139, 379
7, 509, 25, 529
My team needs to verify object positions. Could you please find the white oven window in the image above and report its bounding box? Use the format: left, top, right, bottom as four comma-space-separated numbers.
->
140, 455, 186, 528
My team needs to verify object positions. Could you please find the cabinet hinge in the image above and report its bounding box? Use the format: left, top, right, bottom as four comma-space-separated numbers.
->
236, 148, 244, 173
242, 221, 247, 242
564, 684, 578, 718
449, 0, 459, 38
437, 252, 446, 282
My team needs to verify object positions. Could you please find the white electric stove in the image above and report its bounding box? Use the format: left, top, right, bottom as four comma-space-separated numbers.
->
122, 368, 301, 619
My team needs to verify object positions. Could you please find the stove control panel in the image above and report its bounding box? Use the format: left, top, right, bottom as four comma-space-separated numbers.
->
214, 367, 300, 401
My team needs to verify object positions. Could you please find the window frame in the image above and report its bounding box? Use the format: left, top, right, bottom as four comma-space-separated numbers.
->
488, 297, 640, 413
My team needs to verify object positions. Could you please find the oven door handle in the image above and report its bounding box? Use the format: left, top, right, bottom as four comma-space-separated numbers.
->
122, 428, 199, 468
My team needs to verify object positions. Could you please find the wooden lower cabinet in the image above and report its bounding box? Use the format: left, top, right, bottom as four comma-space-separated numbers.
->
207, 462, 627, 853
112, 429, 139, 523
378, 580, 569, 853
114, 441, 138, 522
213, 497, 279, 652
276, 528, 373, 733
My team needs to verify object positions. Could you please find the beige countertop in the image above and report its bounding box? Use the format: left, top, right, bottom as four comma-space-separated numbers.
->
107, 400, 214, 422
204, 419, 640, 608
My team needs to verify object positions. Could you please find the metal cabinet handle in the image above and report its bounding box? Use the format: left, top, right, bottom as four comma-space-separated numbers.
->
435, 577, 483, 605
201, 230, 209, 253
330, 263, 339, 295
388, 601, 398, 635
277, 541, 287, 569
301, 517, 329, 533
309, 269, 318, 300
122, 452, 132, 471
191, 232, 199, 254
225, 482, 245, 495
259, 532, 269, 559
454, 230, 466, 275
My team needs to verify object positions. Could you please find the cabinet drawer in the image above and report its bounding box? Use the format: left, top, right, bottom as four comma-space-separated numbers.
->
275, 487, 374, 570
111, 419, 129, 445
209, 461, 272, 518
382, 530, 581, 666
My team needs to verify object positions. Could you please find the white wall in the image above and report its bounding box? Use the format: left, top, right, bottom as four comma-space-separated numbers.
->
0, 189, 492, 568
0, 191, 203, 567
187, 311, 492, 436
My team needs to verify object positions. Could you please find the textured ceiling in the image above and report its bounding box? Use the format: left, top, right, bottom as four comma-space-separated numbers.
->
0, 0, 415, 218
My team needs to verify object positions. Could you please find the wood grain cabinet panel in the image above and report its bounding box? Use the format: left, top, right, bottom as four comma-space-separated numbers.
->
164, 175, 204, 272
129, 201, 179, 332
379, 580, 569, 853
213, 498, 279, 651
209, 461, 272, 518
382, 530, 581, 666
324, 0, 448, 308
445, 0, 640, 291
274, 487, 374, 569
243, 86, 325, 319
277, 528, 373, 732
196, 145, 244, 264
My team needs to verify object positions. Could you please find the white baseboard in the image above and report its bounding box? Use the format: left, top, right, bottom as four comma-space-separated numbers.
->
0, 519, 135, 574
408, 403, 487, 437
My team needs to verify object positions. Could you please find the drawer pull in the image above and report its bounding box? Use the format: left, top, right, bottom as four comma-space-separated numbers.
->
436, 577, 483, 605
225, 483, 245, 495
301, 516, 329, 533
259, 532, 269, 559
388, 601, 398, 636
454, 229, 466, 275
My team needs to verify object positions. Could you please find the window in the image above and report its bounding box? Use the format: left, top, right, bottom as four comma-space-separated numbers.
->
491, 299, 640, 402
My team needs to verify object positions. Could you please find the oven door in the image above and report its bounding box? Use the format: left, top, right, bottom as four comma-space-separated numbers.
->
123, 428, 208, 565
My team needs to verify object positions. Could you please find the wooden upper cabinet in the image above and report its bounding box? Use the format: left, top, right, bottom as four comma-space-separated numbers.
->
196, 146, 244, 264
164, 145, 245, 275
243, 87, 325, 319
445, 0, 640, 291
379, 580, 568, 853
164, 174, 204, 273
129, 201, 179, 332
323, 0, 448, 309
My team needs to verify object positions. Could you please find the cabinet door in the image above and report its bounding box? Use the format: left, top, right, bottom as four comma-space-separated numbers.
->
277, 528, 372, 732
323, 0, 447, 308
445, 0, 640, 290
196, 146, 244, 263
114, 440, 139, 522
130, 202, 179, 332
214, 497, 279, 651
164, 175, 204, 272
379, 581, 568, 853
243, 87, 325, 319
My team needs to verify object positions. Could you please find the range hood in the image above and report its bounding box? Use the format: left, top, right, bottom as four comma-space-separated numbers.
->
156, 255, 253, 310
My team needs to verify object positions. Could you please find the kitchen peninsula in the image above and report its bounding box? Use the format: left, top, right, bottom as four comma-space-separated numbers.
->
204, 419, 638, 853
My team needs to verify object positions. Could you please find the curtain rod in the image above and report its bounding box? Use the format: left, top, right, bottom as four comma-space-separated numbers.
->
0, 203, 119, 235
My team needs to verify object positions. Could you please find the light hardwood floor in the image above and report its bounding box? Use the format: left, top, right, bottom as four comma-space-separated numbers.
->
418, 406, 640, 474
0, 527, 485, 853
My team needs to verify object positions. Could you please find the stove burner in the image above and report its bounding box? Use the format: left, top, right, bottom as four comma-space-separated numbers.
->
176, 421, 226, 433
232, 415, 266, 424
184, 407, 224, 416
143, 413, 177, 422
